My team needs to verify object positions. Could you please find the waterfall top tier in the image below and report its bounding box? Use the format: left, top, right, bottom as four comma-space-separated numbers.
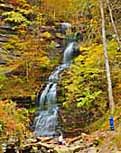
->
63, 42, 75, 64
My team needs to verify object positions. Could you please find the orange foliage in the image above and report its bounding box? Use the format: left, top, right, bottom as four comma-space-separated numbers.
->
0, 100, 30, 138
7, 0, 27, 6
7, 0, 19, 6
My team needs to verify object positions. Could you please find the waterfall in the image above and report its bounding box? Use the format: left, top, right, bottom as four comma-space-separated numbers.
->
33, 41, 76, 137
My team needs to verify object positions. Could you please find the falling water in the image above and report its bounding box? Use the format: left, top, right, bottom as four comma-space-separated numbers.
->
34, 41, 77, 137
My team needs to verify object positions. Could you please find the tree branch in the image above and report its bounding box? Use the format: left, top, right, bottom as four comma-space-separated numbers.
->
106, 0, 121, 49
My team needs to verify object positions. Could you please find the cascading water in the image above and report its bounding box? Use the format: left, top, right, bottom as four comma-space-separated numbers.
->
33, 41, 77, 137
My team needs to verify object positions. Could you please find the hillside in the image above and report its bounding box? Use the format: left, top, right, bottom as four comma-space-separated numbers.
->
0, 0, 121, 152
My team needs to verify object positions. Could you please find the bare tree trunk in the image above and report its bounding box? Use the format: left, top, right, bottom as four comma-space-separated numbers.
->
106, 0, 121, 49
99, 0, 115, 115
25, 59, 29, 82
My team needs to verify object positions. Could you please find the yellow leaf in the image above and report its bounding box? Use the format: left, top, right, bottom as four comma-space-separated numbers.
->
42, 32, 52, 39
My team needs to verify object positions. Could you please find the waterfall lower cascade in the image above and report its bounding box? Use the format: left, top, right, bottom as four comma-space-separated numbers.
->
34, 42, 77, 137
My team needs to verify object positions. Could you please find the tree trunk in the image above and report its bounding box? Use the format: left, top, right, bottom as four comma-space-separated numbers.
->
99, 0, 115, 114
106, 0, 121, 49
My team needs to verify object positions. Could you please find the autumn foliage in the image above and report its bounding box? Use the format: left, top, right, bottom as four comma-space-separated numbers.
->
0, 0, 121, 149
0, 100, 30, 141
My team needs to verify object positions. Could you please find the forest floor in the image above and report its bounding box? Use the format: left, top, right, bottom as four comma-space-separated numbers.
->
19, 128, 121, 153
18, 105, 121, 153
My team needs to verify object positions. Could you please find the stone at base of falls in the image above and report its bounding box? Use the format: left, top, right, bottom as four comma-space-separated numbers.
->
54, 147, 71, 153
87, 147, 97, 153
54, 146, 81, 153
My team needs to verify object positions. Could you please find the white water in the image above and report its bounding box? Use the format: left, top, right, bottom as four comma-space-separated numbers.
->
34, 42, 76, 137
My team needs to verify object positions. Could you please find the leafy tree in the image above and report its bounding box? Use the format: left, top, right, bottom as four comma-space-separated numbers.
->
59, 39, 120, 129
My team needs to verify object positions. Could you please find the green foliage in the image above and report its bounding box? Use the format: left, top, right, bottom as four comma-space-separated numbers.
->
61, 43, 105, 109
0, 74, 7, 81
0, 74, 7, 91
59, 40, 121, 130
2, 11, 31, 27
77, 90, 101, 108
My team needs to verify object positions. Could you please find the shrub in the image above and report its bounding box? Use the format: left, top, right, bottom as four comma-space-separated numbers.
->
0, 100, 31, 144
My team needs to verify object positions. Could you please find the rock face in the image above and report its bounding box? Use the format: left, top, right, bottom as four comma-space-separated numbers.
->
0, 1, 17, 60
7, 130, 120, 153
0, 58, 6, 65
0, 3, 14, 11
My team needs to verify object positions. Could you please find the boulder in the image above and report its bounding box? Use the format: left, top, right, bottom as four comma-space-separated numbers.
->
54, 145, 81, 153
87, 147, 97, 153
